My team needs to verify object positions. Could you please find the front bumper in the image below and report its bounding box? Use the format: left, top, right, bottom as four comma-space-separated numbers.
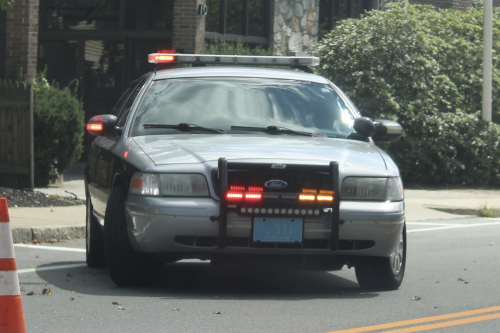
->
125, 195, 405, 258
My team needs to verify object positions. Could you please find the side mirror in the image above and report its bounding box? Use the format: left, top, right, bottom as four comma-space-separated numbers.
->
353, 117, 375, 138
372, 119, 403, 142
86, 114, 118, 136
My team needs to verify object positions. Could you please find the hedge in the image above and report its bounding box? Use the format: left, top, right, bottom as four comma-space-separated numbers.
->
33, 74, 84, 186
313, 3, 500, 186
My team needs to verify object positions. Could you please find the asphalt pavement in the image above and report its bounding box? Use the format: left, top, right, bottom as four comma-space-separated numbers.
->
6, 162, 500, 243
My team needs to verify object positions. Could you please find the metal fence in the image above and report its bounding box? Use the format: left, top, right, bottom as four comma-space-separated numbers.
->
0, 81, 34, 190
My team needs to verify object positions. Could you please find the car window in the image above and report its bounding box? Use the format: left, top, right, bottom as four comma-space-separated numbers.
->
116, 78, 146, 127
131, 77, 356, 138
111, 81, 139, 116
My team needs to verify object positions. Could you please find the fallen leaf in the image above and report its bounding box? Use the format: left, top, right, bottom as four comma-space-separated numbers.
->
68, 291, 76, 293
463, 268, 467, 271
458, 278, 465, 281
82, 279, 88, 282
435, 281, 440, 283
70, 297, 75, 301
26, 291, 34, 296
32, 240, 40, 244
411, 296, 422, 301
66, 273, 73, 277
65, 279, 69, 282
112, 302, 122, 305
172, 308, 180, 311
464, 281, 470, 284
213, 311, 222, 314
20, 287, 24, 291
434, 307, 438, 309
118, 307, 127, 310
42, 285, 52, 296
489, 243, 494, 246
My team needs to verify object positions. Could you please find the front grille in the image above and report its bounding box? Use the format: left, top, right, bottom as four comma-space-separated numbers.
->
216, 160, 340, 251
174, 236, 375, 250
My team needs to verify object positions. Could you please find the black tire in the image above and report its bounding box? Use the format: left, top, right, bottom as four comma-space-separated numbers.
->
355, 225, 406, 291
86, 195, 106, 268
103, 182, 163, 287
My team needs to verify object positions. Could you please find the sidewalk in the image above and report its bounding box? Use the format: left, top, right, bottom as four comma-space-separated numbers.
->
7, 162, 500, 243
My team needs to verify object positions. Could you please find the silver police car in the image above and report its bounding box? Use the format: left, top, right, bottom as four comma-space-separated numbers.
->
85, 53, 405, 290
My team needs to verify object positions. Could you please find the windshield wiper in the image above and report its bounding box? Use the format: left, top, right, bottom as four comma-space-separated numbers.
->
143, 123, 224, 134
230, 125, 313, 137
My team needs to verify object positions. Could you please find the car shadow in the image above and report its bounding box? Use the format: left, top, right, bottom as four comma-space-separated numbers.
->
33, 260, 380, 300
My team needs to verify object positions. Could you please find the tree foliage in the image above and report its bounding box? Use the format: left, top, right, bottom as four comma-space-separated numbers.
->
33, 74, 84, 186
0, 0, 14, 10
313, 3, 500, 186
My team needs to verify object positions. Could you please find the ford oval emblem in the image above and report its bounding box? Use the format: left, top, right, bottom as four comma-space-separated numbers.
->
265, 180, 288, 189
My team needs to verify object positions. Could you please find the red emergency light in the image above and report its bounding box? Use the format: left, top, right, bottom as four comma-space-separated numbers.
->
87, 123, 104, 132
148, 50, 177, 64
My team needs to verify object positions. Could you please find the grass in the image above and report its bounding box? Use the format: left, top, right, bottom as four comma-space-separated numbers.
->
479, 205, 498, 218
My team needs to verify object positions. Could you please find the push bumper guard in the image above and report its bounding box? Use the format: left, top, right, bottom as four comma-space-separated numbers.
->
216, 158, 340, 251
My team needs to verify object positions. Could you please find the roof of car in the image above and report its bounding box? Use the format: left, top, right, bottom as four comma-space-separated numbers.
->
152, 66, 330, 83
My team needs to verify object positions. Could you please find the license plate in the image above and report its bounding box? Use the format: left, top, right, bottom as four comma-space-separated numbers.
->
253, 217, 303, 243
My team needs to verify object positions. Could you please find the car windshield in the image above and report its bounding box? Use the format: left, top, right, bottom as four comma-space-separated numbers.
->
131, 77, 356, 138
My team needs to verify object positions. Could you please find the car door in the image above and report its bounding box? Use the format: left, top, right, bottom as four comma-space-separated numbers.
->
87, 77, 147, 224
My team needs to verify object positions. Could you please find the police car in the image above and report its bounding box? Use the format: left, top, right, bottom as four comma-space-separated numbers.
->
85, 52, 405, 290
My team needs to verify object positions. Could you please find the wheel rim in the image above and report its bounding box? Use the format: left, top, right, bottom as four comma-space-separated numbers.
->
390, 227, 404, 275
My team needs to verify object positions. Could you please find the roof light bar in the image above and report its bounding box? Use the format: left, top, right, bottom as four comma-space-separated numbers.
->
148, 53, 320, 67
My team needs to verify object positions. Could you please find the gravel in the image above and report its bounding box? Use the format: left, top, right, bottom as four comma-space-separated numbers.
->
0, 187, 85, 208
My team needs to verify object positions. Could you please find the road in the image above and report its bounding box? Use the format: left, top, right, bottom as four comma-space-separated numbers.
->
14, 217, 500, 333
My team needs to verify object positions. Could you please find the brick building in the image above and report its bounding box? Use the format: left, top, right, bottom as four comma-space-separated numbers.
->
0, 0, 483, 125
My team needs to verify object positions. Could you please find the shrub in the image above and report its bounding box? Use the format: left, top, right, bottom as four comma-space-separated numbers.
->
33, 74, 84, 186
313, 3, 500, 186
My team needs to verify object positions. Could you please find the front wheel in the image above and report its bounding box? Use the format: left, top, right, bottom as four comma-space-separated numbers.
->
103, 182, 163, 287
355, 225, 406, 291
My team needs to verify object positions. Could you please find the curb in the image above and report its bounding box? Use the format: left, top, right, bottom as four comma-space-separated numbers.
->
11, 226, 85, 244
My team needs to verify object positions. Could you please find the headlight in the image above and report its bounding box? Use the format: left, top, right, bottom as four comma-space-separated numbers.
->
159, 174, 209, 196
341, 177, 404, 201
129, 173, 210, 197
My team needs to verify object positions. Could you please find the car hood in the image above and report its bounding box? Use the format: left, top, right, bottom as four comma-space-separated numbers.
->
132, 134, 388, 173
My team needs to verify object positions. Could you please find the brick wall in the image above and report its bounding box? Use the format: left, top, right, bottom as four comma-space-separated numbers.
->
409, 0, 473, 10
6, 0, 39, 80
172, 0, 206, 54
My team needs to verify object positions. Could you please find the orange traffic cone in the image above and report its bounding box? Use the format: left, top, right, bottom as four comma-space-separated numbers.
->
0, 198, 26, 333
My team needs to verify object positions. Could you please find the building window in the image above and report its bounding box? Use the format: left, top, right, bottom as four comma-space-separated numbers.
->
319, 0, 373, 39
125, 0, 174, 31
41, 0, 174, 32
42, 0, 121, 31
205, 0, 268, 38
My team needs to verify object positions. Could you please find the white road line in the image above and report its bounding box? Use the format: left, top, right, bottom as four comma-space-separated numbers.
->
17, 263, 88, 274
406, 222, 458, 226
408, 222, 500, 233
14, 244, 85, 253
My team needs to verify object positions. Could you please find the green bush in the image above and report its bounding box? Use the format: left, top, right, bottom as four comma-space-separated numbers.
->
313, 3, 500, 186
33, 74, 84, 186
